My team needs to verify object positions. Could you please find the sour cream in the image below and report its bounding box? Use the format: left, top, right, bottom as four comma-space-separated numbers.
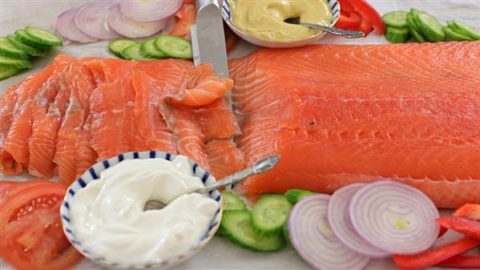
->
70, 156, 219, 265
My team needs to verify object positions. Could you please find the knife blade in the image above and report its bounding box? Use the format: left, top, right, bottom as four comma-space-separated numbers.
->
191, 0, 229, 77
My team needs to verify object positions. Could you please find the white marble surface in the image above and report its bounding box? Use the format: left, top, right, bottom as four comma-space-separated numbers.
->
1, 0, 480, 269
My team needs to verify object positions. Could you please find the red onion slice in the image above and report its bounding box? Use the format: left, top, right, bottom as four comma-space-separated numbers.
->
328, 184, 390, 258
74, 2, 122, 40
120, 0, 182, 22
289, 195, 370, 270
56, 8, 99, 43
349, 180, 440, 255
107, 4, 168, 38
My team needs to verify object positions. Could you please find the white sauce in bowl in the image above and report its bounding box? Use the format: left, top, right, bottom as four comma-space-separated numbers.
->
70, 156, 219, 265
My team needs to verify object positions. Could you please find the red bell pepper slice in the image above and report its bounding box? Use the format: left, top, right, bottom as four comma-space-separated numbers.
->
437, 216, 480, 240
335, 12, 362, 30
392, 238, 480, 269
348, 0, 385, 35
454, 204, 480, 221
338, 0, 354, 14
437, 255, 480, 269
358, 18, 373, 36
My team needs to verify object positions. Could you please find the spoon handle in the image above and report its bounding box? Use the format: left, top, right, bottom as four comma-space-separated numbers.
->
300, 23, 365, 39
198, 155, 280, 193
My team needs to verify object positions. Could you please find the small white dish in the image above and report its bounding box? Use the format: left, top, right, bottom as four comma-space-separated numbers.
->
221, 0, 341, 48
60, 151, 222, 270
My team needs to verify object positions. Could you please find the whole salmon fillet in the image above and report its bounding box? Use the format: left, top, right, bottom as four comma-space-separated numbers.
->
229, 42, 480, 209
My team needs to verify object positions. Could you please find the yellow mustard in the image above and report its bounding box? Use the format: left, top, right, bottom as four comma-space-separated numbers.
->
229, 0, 332, 42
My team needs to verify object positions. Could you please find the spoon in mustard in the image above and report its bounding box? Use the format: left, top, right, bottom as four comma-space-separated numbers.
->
285, 17, 365, 39
144, 155, 280, 210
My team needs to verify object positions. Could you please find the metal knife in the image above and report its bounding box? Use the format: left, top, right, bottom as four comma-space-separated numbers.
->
191, 0, 229, 77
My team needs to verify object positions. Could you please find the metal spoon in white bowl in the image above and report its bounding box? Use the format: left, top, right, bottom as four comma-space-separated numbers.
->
285, 17, 365, 39
144, 155, 280, 211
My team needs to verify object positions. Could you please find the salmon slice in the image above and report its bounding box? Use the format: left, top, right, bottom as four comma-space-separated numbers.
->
169, 64, 234, 107
48, 59, 96, 183
191, 98, 240, 141
54, 97, 84, 184
0, 83, 21, 175
28, 57, 73, 178
131, 70, 177, 154
205, 139, 245, 179
75, 115, 97, 178
1, 61, 58, 175
231, 42, 480, 209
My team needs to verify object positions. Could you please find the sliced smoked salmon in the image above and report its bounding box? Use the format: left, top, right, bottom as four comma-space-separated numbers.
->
230, 42, 480, 209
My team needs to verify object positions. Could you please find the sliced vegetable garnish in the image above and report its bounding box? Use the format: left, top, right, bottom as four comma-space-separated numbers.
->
56, 8, 98, 43
0, 37, 29, 59
454, 204, 480, 221
108, 39, 138, 58
107, 4, 168, 39
120, 0, 182, 23
438, 255, 480, 269
447, 20, 480, 40
385, 27, 410, 43
335, 12, 362, 30
252, 194, 292, 235
141, 38, 168, 59
0, 55, 32, 69
412, 10, 445, 42
327, 184, 389, 258
284, 189, 316, 205
154, 35, 193, 59
121, 44, 151, 61
348, 0, 385, 35
349, 181, 439, 254
289, 195, 369, 270
7, 35, 48, 57
221, 191, 247, 211
443, 27, 474, 41
221, 210, 285, 252
436, 216, 480, 240
0, 66, 22, 81
393, 238, 480, 269
24, 26, 63, 47
382, 11, 408, 29
74, 2, 122, 40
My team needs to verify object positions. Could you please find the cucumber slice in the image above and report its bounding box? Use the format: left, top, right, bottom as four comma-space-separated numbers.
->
383, 11, 408, 29
221, 210, 285, 252
284, 189, 317, 205
24, 26, 63, 47
412, 11, 445, 42
0, 65, 22, 81
406, 10, 426, 42
222, 191, 247, 211
0, 56, 32, 69
154, 35, 192, 59
15, 29, 51, 49
141, 38, 168, 59
7, 35, 47, 57
447, 21, 480, 40
121, 44, 151, 61
385, 27, 410, 43
0, 37, 29, 59
443, 27, 474, 41
252, 194, 292, 235
108, 39, 138, 58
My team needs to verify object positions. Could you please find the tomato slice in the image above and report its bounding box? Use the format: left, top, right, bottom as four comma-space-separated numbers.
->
348, 0, 385, 35
0, 182, 82, 270
0, 181, 17, 203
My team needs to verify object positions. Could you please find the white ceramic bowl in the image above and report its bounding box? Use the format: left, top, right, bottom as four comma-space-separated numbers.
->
221, 0, 341, 48
60, 150, 222, 269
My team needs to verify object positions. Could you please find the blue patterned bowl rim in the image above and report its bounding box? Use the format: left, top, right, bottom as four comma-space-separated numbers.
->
222, 0, 341, 41
60, 150, 223, 269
